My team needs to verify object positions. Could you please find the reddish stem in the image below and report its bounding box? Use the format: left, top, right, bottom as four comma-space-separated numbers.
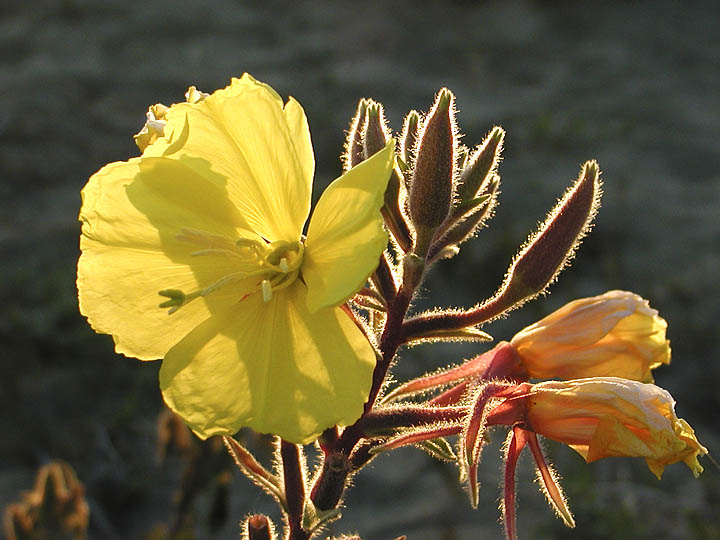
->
309, 262, 418, 514
281, 441, 309, 540
401, 293, 513, 341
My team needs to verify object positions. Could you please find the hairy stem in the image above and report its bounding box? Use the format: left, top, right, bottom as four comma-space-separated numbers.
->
280, 441, 309, 540
310, 252, 422, 514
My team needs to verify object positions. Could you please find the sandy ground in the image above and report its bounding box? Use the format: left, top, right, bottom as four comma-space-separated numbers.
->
1, 1, 719, 539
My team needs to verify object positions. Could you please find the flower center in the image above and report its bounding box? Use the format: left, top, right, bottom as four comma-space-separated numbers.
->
159, 228, 304, 314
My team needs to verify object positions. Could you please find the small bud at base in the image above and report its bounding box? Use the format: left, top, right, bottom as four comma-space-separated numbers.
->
245, 514, 275, 540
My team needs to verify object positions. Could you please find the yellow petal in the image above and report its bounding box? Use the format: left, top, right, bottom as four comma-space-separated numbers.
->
145, 74, 313, 243
303, 140, 395, 312
78, 157, 257, 359
159, 282, 376, 444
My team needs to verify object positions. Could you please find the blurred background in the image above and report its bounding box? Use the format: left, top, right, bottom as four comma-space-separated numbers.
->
1, 0, 719, 538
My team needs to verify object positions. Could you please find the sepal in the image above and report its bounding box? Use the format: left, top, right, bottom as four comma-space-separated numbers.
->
223, 436, 286, 510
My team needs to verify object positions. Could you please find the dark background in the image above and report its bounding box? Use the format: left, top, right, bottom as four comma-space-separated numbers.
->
2, 1, 719, 538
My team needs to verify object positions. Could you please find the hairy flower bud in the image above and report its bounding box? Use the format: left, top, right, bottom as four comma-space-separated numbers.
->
362, 101, 391, 159
343, 99, 369, 172
511, 290, 670, 382
457, 126, 504, 202
496, 160, 601, 309
428, 176, 499, 262
244, 514, 276, 540
409, 89, 457, 246
400, 110, 421, 173
357, 101, 412, 251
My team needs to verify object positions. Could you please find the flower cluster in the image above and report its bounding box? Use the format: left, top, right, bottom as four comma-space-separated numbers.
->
78, 76, 706, 540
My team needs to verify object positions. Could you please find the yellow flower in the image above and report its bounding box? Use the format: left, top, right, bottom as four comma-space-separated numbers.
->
510, 290, 670, 382
78, 74, 395, 444
525, 377, 707, 478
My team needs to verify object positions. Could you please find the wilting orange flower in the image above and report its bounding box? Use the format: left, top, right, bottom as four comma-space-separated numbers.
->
524, 377, 706, 478
510, 290, 670, 382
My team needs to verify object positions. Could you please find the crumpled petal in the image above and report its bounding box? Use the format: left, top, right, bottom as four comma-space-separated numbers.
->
511, 290, 670, 382
144, 74, 313, 243
527, 377, 707, 478
159, 282, 376, 444
303, 140, 395, 313
78, 157, 258, 359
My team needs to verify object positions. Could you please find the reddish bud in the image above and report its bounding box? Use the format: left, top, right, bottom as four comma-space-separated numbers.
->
458, 126, 504, 202
400, 109, 421, 176
496, 160, 602, 310
409, 89, 457, 243
245, 514, 276, 540
428, 178, 499, 262
362, 101, 391, 159
343, 99, 369, 172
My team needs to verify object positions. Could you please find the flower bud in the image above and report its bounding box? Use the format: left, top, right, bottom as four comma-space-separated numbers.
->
356, 101, 412, 251
409, 89, 457, 240
427, 176, 499, 262
457, 126, 504, 202
526, 377, 707, 479
495, 160, 601, 309
510, 290, 670, 382
244, 514, 276, 540
342, 99, 369, 172
362, 101, 391, 159
400, 110, 421, 173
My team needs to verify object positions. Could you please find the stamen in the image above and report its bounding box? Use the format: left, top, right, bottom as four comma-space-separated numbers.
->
160, 230, 305, 313
190, 248, 245, 258
261, 280, 273, 302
